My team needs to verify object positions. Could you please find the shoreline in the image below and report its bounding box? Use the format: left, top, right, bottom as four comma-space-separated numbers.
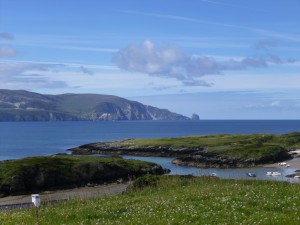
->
263, 157, 300, 168
2, 157, 300, 208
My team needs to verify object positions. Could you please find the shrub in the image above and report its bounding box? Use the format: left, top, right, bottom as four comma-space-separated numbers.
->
128, 174, 160, 190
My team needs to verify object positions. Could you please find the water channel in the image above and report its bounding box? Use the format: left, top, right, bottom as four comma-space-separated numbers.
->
121, 155, 300, 183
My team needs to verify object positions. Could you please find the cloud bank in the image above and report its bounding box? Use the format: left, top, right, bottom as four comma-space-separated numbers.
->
0, 62, 68, 89
113, 40, 294, 86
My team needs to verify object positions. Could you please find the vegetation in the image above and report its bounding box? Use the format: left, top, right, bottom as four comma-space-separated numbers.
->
121, 132, 300, 160
0, 89, 189, 121
0, 155, 163, 196
2, 175, 300, 224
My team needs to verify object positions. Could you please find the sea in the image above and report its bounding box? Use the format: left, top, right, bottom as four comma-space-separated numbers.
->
1, 120, 300, 182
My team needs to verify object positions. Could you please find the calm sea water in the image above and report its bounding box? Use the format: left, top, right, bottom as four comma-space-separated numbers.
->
1, 120, 300, 182
1, 120, 300, 160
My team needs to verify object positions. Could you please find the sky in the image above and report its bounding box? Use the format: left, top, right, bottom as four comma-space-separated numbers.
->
0, 0, 300, 119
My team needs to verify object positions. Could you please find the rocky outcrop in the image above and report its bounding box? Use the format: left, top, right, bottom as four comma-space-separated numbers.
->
191, 113, 200, 121
0, 89, 192, 121
70, 140, 206, 157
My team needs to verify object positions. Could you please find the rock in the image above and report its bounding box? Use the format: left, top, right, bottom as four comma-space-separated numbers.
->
191, 113, 200, 120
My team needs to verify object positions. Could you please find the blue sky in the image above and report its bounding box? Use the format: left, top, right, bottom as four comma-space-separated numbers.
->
0, 0, 300, 119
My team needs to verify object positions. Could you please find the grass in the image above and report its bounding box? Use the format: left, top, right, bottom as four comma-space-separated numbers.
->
0, 155, 161, 196
1, 175, 300, 224
120, 132, 300, 160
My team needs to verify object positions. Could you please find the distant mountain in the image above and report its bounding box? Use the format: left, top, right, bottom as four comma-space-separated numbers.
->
0, 89, 196, 121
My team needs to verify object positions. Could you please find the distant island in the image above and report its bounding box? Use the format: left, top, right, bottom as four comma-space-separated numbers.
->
0, 89, 199, 121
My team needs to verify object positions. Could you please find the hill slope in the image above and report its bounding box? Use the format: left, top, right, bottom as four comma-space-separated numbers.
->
0, 89, 194, 121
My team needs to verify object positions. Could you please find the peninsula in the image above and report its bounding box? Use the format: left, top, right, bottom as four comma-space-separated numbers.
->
0, 89, 198, 121
0, 155, 167, 197
69, 132, 300, 168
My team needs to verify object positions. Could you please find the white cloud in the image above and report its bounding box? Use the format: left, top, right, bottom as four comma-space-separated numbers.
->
0, 62, 68, 90
113, 40, 296, 87
270, 101, 280, 107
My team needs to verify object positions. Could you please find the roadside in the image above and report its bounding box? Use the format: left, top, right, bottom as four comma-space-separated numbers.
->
0, 182, 129, 210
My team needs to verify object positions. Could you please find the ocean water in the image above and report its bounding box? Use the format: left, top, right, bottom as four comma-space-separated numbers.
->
1, 120, 300, 160
1, 120, 300, 182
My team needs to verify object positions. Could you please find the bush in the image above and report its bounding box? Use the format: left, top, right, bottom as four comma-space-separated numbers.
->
129, 174, 160, 190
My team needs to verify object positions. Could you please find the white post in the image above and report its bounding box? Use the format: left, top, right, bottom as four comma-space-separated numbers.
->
31, 194, 41, 225
31, 194, 41, 207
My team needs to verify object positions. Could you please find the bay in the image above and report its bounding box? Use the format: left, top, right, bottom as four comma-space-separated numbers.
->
1, 120, 300, 182
1, 120, 300, 160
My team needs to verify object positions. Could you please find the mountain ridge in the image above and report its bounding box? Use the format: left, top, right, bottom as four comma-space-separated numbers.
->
0, 89, 197, 121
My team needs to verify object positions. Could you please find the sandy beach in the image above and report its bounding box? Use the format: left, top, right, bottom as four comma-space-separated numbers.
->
264, 150, 300, 169
264, 158, 300, 168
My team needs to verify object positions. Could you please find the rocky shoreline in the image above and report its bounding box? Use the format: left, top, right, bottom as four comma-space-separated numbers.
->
69, 138, 293, 169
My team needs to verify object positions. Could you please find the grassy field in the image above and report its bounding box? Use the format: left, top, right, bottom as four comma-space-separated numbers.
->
1, 175, 300, 224
120, 132, 300, 160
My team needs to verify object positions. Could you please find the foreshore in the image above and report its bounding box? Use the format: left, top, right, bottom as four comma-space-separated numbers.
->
264, 150, 300, 168
264, 158, 300, 168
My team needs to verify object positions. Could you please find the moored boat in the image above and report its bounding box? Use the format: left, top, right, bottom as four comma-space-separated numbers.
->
247, 172, 256, 177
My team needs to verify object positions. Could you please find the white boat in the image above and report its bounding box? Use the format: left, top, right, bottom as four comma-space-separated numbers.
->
271, 172, 281, 176
266, 171, 282, 176
294, 175, 300, 179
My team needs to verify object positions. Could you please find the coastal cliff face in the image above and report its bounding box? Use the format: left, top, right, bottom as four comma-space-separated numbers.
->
0, 89, 193, 121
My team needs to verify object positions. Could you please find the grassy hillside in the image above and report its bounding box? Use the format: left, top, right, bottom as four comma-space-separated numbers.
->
72, 133, 300, 167
0, 155, 164, 196
0, 89, 190, 121
2, 176, 300, 224
121, 132, 300, 160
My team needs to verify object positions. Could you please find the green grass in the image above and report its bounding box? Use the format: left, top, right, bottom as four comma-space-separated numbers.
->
0, 155, 160, 196
2, 176, 300, 224
121, 132, 300, 160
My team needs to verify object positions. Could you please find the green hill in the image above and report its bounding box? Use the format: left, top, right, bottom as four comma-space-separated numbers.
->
0, 155, 166, 196
0, 89, 193, 121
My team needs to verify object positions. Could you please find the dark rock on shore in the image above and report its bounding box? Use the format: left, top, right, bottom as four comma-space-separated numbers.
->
70, 140, 206, 157
69, 137, 293, 169
172, 146, 292, 168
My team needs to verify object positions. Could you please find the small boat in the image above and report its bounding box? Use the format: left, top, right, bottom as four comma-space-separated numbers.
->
211, 173, 217, 177
271, 172, 281, 176
294, 175, 300, 179
266, 171, 282, 176
247, 173, 256, 177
